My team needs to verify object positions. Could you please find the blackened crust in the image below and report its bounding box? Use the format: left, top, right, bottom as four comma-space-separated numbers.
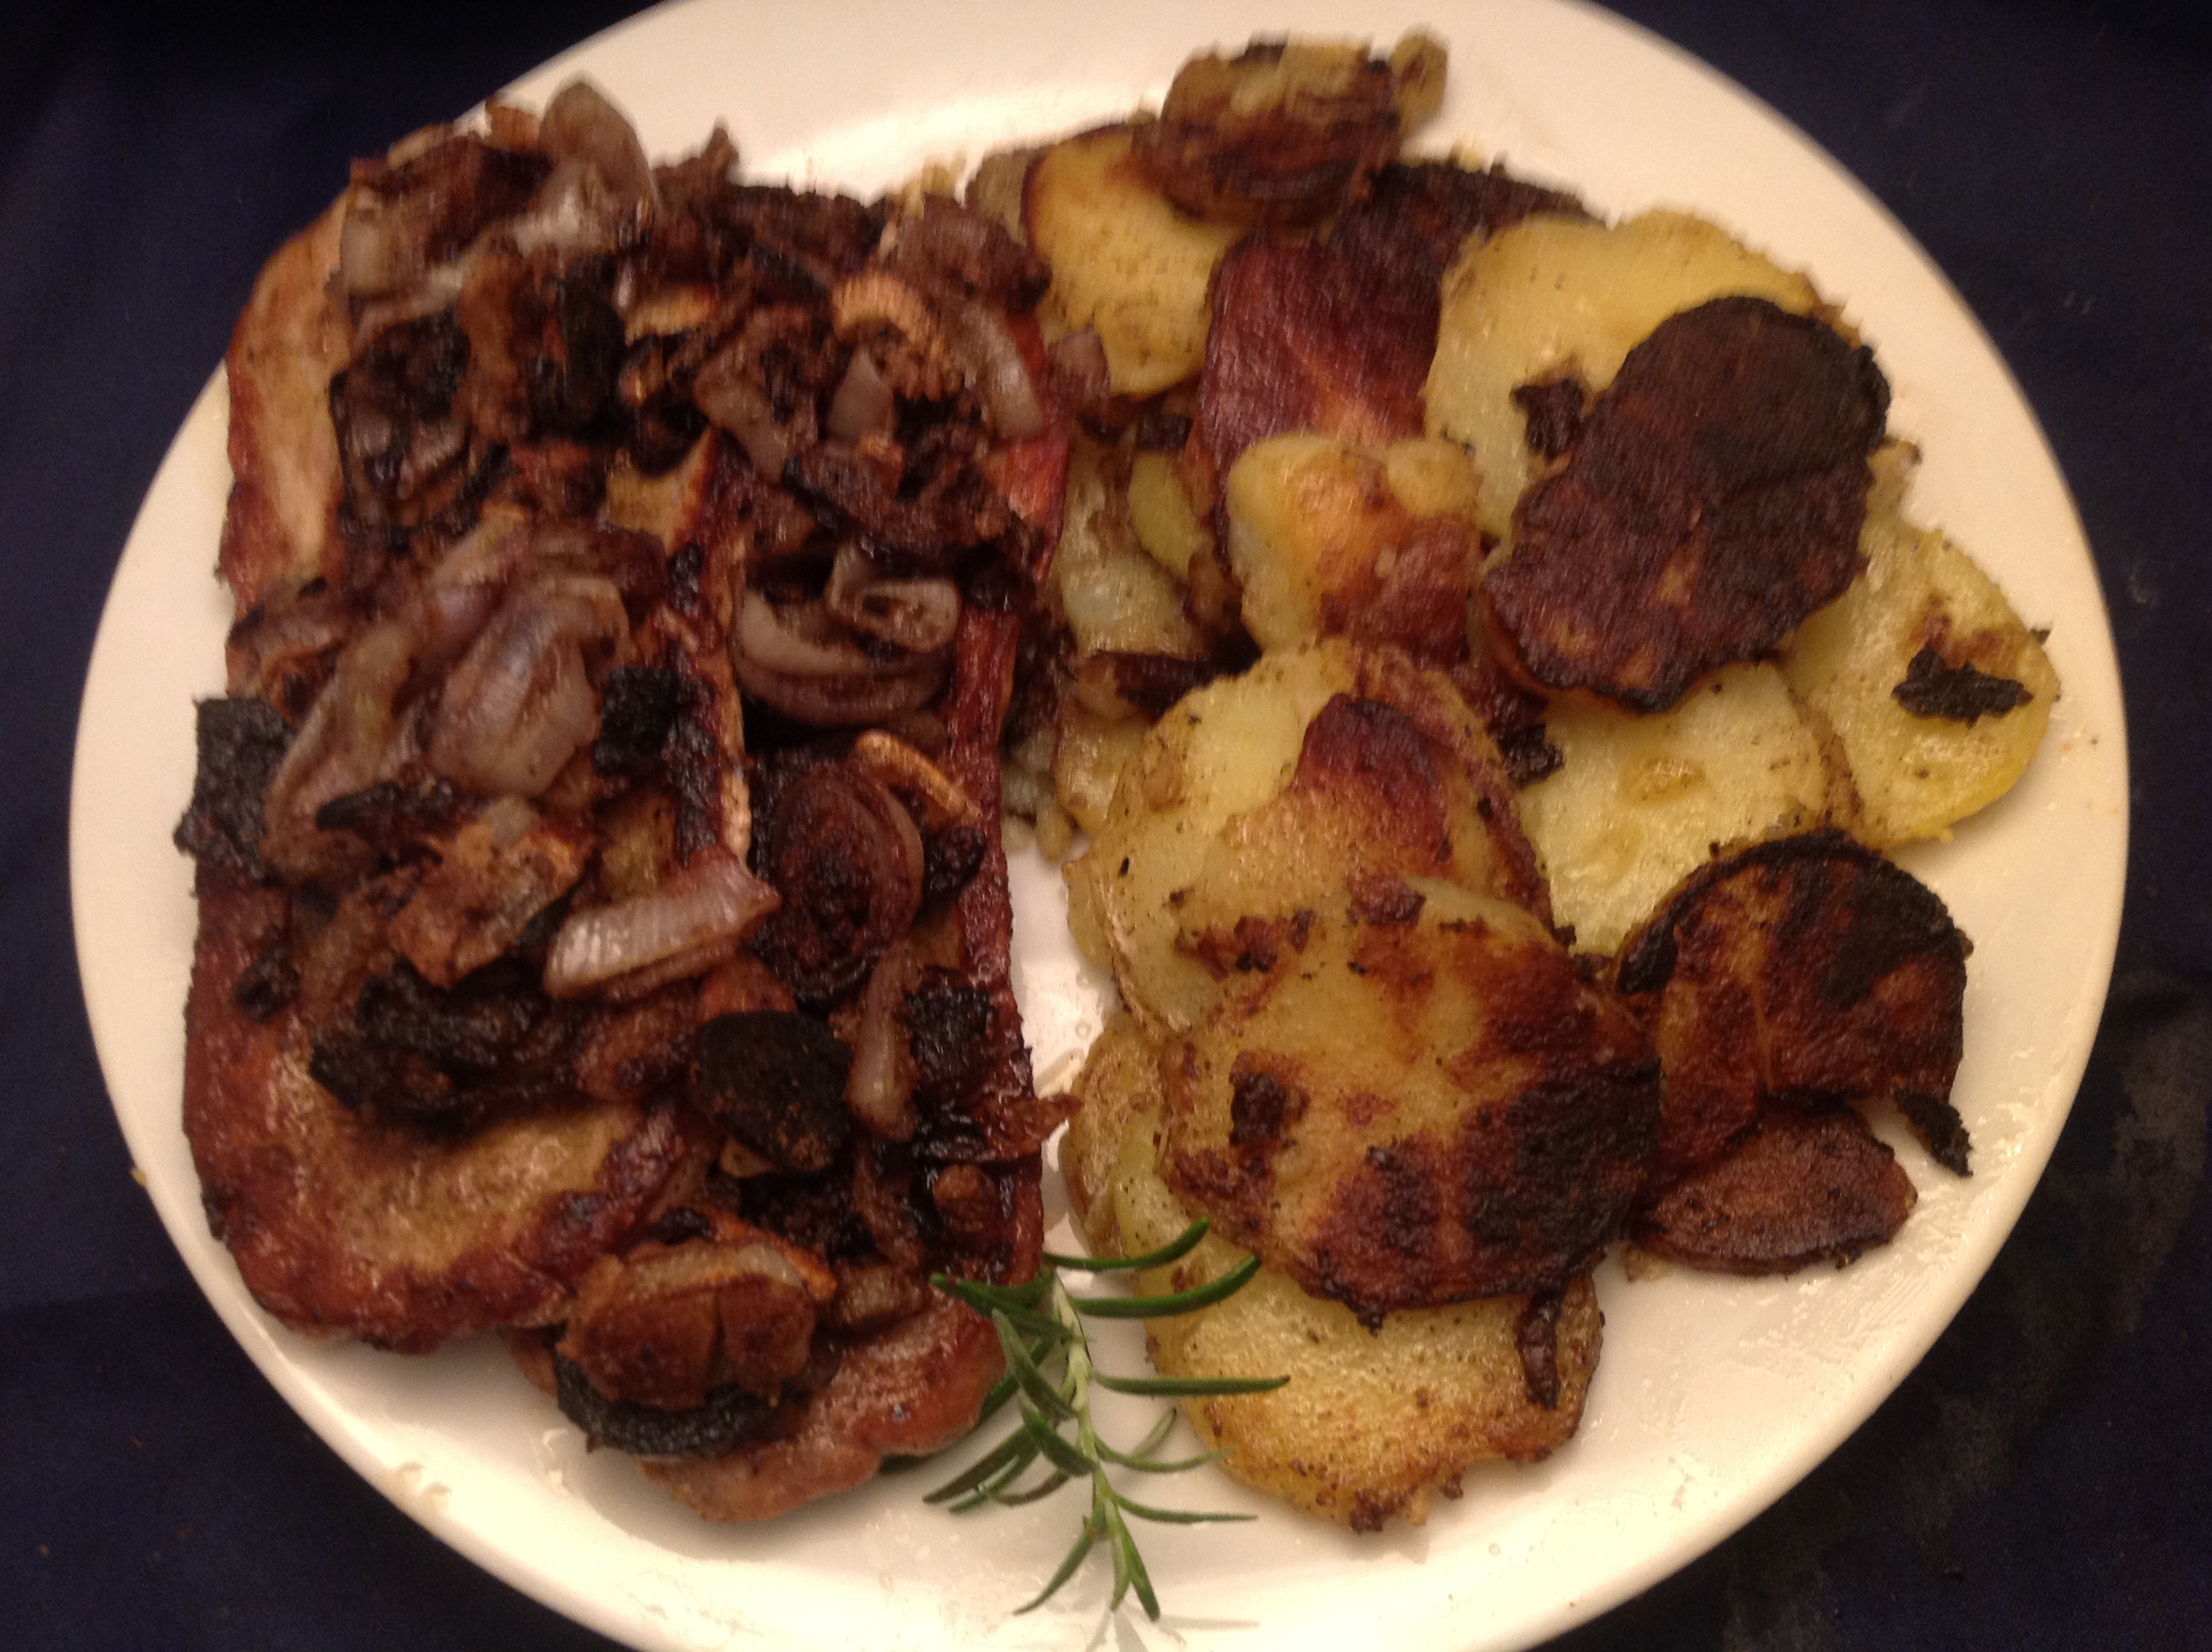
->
1617, 829, 1969, 1181
1488, 297, 1889, 710
173, 697, 294, 894
1634, 1105, 1916, 1274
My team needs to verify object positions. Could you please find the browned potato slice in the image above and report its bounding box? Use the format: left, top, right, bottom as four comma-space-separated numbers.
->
1634, 1106, 1916, 1274
1483, 297, 1889, 711
1065, 643, 1359, 1026
1162, 881, 1656, 1320
1784, 502, 2058, 846
1224, 433, 1482, 660
1131, 34, 1442, 227
1069, 1015, 1600, 1532
1427, 210, 1824, 544
1515, 662, 1842, 956
1066, 643, 1546, 1032
1174, 682, 1543, 963
1060, 1010, 1162, 1248
1615, 828, 1970, 1175
1026, 127, 1241, 397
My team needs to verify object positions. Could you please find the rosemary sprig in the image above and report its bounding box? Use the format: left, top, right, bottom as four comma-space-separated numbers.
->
926, 1218, 1287, 1620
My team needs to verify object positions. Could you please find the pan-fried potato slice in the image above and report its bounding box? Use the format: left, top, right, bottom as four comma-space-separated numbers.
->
1068, 1015, 1601, 1532
1615, 829, 1970, 1178
1224, 433, 1482, 658
1634, 1107, 1915, 1274
1065, 643, 1360, 1025
1051, 704, 1151, 840
1478, 296, 1886, 713
1027, 127, 1243, 397
1132, 33, 1442, 228
1065, 643, 1545, 1032
1425, 210, 1822, 544
1783, 503, 2058, 846
1161, 881, 1656, 1318
1167, 884, 1654, 1327
1126, 449, 1213, 583
1516, 662, 1842, 954
1174, 682, 1544, 969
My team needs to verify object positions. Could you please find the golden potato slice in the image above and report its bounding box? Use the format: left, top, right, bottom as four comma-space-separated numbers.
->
1051, 703, 1150, 839
1052, 436, 1208, 659
1516, 662, 1842, 954
1425, 210, 1822, 544
1068, 1016, 1601, 1532
1126, 448, 1213, 583
1161, 881, 1656, 1318
1065, 642, 1546, 1032
1065, 643, 1361, 1026
1059, 1009, 1163, 1250
1783, 503, 2058, 846
1026, 127, 1243, 397
1224, 433, 1481, 659
1173, 682, 1542, 966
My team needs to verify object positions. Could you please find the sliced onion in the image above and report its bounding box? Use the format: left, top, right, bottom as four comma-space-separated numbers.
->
526, 519, 667, 598
414, 504, 533, 668
504, 159, 618, 259
825, 348, 897, 442
847, 942, 918, 1142
338, 197, 405, 297
427, 576, 627, 798
351, 259, 473, 354
849, 730, 979, 829
824, 544, 962, 654
544, 852, 781, 999
224, 579, 356, 703
732, 655, 946, 728
692, 346, 791, 476
538, 79, 655, 219
731, 591, 948, 726
259, 620, 418, 876
1045, 327, 1111, 419
947, 300, 1044, 440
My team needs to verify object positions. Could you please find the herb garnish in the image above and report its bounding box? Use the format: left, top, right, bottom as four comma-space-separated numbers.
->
927, 1219, 1288, 1619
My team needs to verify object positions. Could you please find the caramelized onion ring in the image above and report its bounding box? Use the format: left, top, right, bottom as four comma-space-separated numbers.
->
947, 299, 1044, 439
847, 941, 919, 1141
825, 348, 896, 443
730, 592, 947, 727
824, 544, 962, 655
544, 851, 781, 999
427, 575, 629, 798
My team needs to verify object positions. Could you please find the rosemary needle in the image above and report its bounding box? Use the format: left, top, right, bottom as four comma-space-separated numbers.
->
924, 1218, 1287, 1620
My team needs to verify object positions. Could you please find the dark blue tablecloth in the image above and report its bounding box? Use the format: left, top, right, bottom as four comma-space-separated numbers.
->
5, 2, 2205, 1646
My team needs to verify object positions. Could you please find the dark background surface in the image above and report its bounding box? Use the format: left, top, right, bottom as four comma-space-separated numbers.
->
4, 1, 2205, 1646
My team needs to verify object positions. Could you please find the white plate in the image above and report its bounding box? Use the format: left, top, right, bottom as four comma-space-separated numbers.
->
69, 1, 2128, 1648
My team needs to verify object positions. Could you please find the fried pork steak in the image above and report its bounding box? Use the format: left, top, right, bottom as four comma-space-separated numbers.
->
178, 82, 1067, 1515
